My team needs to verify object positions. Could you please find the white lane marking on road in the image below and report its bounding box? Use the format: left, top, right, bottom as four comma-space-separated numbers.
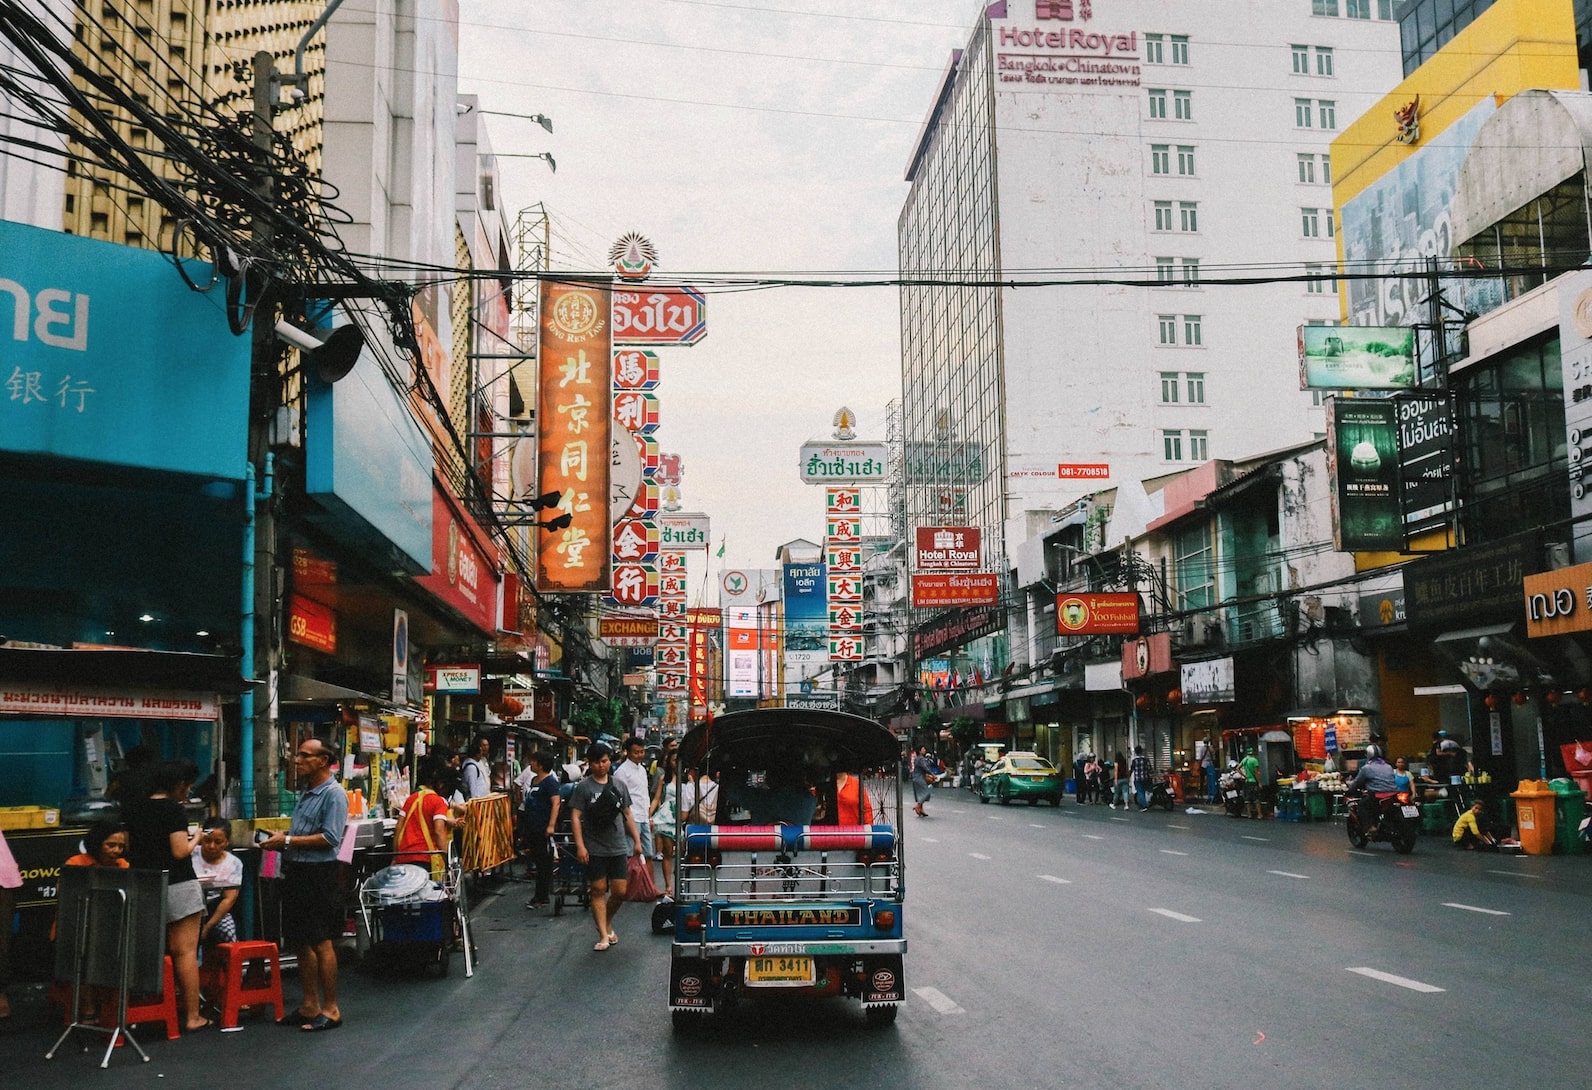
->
1029, 823, 1046, 828
1159, 849, 1189, 856
920, 838, 939, 843
949, 809, 967, 814
1345, 967, 1445, 993
1082, 834, 1105, 840
1347, 850, 1376, 856
1167, 824, 1191, 829
986, 815, 1003, 820
1109, 817, 1129, 823
1037, 874, 1071, 884
914, 986, 965, 1014
968, 852, 991, 860
1149, 908, 1201, 923
1240, 835, 1270, 842
1268, 870, 1310, 879
1442, 902, 1510, 916
1486, 870, 1541, 878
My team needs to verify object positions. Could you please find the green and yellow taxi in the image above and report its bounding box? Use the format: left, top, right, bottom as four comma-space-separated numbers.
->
977, 752, 1064, 807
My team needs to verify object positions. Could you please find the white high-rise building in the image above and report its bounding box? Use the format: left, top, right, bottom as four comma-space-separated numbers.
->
899, 1, 1404, 576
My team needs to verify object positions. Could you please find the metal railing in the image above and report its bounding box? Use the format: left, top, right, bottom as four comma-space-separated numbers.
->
678, 860, 899, 902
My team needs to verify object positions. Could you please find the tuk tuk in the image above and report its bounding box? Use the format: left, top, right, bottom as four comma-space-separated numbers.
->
667, 709, 906, 1029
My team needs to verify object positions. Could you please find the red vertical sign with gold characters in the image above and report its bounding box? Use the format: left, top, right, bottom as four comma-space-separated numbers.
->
536, 280, 613, 591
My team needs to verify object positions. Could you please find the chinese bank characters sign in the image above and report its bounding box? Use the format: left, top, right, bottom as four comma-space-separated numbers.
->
1056, 592, 1139, 636
2, 219, 250, 480
914, 526, 982, 571
911, 573, 999, 609
537, 279, 613, 592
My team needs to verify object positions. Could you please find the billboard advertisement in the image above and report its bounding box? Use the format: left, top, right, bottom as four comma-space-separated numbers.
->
783, 558, 828, 654
911, 573, 1000, 608
0, 221, 252, 480
1326, 398, 1400, 551
1395, 394, 1454, 535
1055, 592, 1139, 635
914, 526, 983, 571
800, 442, 888, 484
1298, 325, 1418, 390
725, 606, 759, 697
536, 279, 613, 591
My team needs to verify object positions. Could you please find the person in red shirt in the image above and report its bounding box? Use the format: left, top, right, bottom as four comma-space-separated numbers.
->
395, 761, 461, 875
833, 771, 874, 825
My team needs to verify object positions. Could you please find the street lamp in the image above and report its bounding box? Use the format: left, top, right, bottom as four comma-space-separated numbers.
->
498, 151, 556, 173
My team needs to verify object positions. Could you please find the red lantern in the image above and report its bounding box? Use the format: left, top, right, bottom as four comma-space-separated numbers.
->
1546, 690, 1562, 706
1166, 689, 1182, 705
1511, 691, 1528, 707
1483, 693, 1500, 711
1135, 693, 1151, 710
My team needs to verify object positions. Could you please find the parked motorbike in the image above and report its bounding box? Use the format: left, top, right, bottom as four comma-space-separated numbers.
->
1218, 767, 1246, 818
1345, 790, 1418, 854
1144, 772, 1176, 812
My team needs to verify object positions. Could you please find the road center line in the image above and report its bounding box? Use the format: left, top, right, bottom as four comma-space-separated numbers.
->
913, 986, 965, 1014
1029, 823, 1046, 828
1347, 850, 1377, 856
1268, 870, 1310, 879
919, 837, 939, 843
1486, 870, 1542, 878
986, 815, 1003, 820
1149, 908, 1201, 923
1442, 902, 1511, 916
1037, 874, 1071, 884
1345, 967, 1445, 993
1082, 834, 1105, 840
968, 852, 991, 860
1159, 849, 1189, 856
1109, 817, 1129, 823
1240, 835, 1270, 842
1167, 824, 1191, 829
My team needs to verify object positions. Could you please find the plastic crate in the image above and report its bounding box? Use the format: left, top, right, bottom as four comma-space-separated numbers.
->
376, 903, 446, 944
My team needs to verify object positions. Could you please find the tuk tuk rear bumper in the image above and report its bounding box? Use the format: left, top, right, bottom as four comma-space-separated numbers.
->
674, 938, 907, 957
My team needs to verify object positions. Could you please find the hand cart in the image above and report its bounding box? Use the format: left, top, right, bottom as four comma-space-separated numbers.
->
357, 844, 474, 978
548, 832, 589, 917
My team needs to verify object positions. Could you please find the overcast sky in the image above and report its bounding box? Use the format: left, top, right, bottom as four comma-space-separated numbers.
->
458, 0, 980, 574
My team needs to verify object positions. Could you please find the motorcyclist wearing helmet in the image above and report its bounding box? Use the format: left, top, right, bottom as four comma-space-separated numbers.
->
1349, 744, 1399, 833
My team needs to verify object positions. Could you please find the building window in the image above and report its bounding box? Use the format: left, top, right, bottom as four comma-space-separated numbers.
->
1312, 0, 1339, 14
1158, 318, 1177, 347
1181, 258, 1200, 286
1170, 35, 1189, 65
1163, 429, 1184, 461
1305, 262, 1338, 294
1378, 0, 1393, 16
1295, 98, 1313, 128
1144, 33, 1164, 64
1302, 207, 1321, 237
1179, 201, 1198, 232
1318, 100, 1336, 129
1148, 88, 1168, 119
1346, 0, 1370, 17
1151, 144, 1170, 174
1156, 257, 1176, 284
1160, 370, 1180, 400
1291, 44, 1309, 74
1316, 46, 1334, 76
1175, 522, 1215, 609
1183, 315, 1202, 346
1321, 154, 1332, 183
1186, 372, 1206, 403
1173, 89, 1192, 120
1189, 430, 1208, 460
1297, 153, 1317, 184
1176, 145, 1196, 175
1154, 200, 1174, 231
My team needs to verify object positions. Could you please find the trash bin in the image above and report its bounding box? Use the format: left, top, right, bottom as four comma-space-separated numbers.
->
1305, 790, 1329, 822
1511, 780, 1558, 855
1549, 779, 1586, 856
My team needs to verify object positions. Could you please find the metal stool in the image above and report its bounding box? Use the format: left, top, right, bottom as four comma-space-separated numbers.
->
201, 940, 285, 1028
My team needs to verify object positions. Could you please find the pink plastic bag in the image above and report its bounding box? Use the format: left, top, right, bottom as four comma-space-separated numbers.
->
624, 854, 661, 901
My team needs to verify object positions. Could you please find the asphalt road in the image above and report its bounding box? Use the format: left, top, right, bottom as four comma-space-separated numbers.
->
4, 793, 1590, 1089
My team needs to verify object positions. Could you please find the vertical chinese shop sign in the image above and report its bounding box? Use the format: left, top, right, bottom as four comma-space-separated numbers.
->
537, 280, 613, 591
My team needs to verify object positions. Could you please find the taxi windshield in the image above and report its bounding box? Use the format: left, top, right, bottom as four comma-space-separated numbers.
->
1010, 758, 1053, 772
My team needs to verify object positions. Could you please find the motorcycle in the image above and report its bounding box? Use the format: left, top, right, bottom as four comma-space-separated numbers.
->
1218, 767, 1246, 818
1346, 790, 1419, 854
1144, 772, 1176, 812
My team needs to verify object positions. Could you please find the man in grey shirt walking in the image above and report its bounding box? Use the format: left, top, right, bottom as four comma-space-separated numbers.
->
569, 743, 643, 952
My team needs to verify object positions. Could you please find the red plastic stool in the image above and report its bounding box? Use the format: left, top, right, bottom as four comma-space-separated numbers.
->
97, 954, 180, 1040
202, 940, 285, 1028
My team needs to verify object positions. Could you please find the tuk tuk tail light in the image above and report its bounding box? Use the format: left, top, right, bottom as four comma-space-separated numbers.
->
873, 909, 896, 931
683, 912, 703, 932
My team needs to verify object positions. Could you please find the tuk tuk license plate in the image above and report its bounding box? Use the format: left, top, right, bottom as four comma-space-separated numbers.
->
746, 955, 814, 987
1225, 790, 1239, 800
1401, 805, 1420, 818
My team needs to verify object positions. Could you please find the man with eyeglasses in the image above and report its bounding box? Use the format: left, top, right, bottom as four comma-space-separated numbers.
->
259, 738, 349, 1032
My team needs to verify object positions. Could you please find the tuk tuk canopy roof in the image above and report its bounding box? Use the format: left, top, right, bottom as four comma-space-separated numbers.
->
679, 709, 902, 772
